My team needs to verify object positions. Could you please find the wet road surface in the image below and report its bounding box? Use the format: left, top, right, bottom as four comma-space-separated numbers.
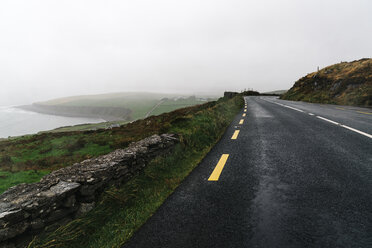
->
123, 96, 372, 248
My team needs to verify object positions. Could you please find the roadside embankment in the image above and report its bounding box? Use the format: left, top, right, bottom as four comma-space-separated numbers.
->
281, 58, 372, 106
26, 95, 243, 248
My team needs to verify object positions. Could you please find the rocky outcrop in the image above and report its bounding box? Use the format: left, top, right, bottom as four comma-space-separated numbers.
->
0, 134, 178, 248
281, 58, 372, 106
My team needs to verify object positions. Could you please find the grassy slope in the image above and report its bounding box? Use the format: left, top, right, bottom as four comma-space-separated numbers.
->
28, 95, 243, 248
38, 92, 213, 121
0, 170, 49, 193
0, 96, 228, 194
150, 97, 208, 116
263, 90, 287, 95
28, 93, 215, 133
43, 120, 130, 133
281, 58, 372, 106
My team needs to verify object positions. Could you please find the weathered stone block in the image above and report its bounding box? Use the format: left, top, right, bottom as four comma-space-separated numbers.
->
0, 210, 28, 227
46, 208, 75, 223
30, 218, 44, 230
79, 195, 95, 203
79, 181, 104, 196
75, 203, 95, 217
0, 222, 29, 242
62, 195, 76, 208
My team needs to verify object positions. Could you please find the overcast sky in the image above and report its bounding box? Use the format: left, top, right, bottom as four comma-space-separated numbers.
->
0, 0, 371, 105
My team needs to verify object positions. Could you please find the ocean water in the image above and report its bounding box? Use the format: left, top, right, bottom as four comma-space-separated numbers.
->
0, 106, 104, 138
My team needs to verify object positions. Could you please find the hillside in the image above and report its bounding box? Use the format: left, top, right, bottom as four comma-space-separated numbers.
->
20, 104, 132, 121
17, 92, 216, 123
281, 58, 372, 106
263, 90, 287, 95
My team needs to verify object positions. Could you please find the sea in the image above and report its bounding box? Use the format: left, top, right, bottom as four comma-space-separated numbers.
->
0, 106, 104, 138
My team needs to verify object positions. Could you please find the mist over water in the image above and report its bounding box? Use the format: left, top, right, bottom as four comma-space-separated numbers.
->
0, 106, 103, 138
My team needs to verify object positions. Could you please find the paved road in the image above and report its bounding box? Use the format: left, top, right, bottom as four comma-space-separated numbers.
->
123, 96, 372, 248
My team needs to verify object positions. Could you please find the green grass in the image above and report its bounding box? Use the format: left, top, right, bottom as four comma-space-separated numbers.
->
38, 92, 216, 121
150, 97, 208, 116
28, 95, 243, 248
34, 96, 214, 133
0, 96, 230, 193
0, 170, 49, 194
44, 120, 129, 133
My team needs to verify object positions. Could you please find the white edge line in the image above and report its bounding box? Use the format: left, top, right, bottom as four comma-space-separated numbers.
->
283, 105, 304, 113
342, 125, 372, 139
262, 98, 372, 139
264, 99, 304, 113
316, 116, 340, 125
317, 116, 372, 139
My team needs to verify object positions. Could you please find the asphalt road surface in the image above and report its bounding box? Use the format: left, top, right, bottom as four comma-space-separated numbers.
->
123, 96, 372, 248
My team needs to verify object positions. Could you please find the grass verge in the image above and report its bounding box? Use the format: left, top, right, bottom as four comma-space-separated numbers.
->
0, 98, 215, 185
27, 95, 243, 248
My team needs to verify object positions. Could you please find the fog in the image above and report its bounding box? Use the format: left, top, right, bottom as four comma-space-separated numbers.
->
0, 0, 371, 106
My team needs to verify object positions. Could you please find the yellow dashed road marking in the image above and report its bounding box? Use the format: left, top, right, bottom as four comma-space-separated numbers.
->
242, 113, 246, 117
231, 130, 240, 140
208, 154, 229, 181
239, 119, 244, 125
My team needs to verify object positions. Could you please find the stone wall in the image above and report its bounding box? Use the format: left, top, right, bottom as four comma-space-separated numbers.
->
0, 134, 178, 248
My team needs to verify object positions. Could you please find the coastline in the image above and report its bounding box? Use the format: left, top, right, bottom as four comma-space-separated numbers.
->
0, 107, 105, 139
17, 104, 132, 122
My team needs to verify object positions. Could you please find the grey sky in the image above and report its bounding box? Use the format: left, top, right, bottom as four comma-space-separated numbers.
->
0, 0, 371, 105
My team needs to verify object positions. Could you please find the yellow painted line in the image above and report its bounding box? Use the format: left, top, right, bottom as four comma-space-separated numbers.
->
336, 107, 345, 110
239, 119, 244, 125
357, 111, 372, 115
242, 113, 246, 117
231, 130, 240, 139
244, 109, 247, 112
208, 154, 229, 181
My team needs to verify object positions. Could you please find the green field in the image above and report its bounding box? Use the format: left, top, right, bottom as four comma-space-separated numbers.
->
38, 92, 215, 120
33, 92, 216, 133
0, 170, 50, 193
44, 120, 130, 133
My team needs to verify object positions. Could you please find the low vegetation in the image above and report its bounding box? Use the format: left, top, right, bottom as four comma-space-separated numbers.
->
281, 58, 372, 106
21, 92, 215, 123
0, 96, 239, 193
0, 170, 49, 194
19, 95, 243, 248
